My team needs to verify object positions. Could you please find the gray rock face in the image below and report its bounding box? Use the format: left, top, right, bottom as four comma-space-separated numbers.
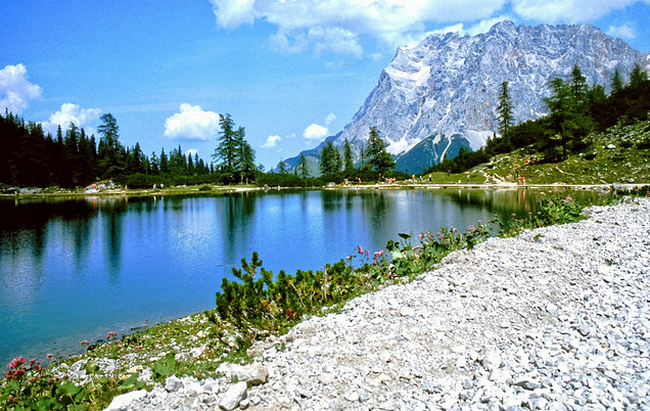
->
287, 20, 649, 173
118, 197, 650, 410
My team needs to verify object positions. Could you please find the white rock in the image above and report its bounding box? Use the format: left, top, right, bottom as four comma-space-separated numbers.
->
105, 389, 147, 410
219, 381, 248, 411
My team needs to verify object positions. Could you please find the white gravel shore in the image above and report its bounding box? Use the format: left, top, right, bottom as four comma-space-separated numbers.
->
108, 197, 650, 411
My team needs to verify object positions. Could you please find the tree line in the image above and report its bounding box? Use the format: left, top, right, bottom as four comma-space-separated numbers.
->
0, 111, 261, 189
430, 62, 650, 173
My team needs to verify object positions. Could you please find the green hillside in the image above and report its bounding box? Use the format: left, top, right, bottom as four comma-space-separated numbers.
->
471, 120, 650, 185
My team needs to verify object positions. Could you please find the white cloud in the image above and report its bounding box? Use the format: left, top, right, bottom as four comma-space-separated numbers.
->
607, 23, 636, 39
186, 148, 199, 157
303, 123, 328, 140
0, 64, 42, 114
164, 103, 220, 141
210, 0, 506, 55
511, 0, 640, 23
210, 0, 650, 55
325, 113, 337, 125
41, 103, 102, 136
262, 134, 282, 148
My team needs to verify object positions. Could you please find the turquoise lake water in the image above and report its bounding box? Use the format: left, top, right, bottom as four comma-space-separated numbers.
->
0, 188, 605, 366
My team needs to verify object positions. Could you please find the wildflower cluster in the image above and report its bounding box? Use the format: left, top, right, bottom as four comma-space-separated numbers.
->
495, 194, 584, 237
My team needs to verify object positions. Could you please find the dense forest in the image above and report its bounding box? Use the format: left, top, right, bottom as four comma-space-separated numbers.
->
0, 108, 403, 190
0, 112, 221, 189
430, 63, 650, 174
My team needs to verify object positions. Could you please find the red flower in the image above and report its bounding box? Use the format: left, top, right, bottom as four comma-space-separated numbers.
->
7, 356, 26, 369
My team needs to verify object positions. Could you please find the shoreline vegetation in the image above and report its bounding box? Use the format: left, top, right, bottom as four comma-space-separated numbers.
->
1, 179, 648, 202
2, 186, 649, 410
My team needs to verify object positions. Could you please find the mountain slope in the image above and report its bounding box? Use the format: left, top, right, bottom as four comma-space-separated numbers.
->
289, 20, 649, 174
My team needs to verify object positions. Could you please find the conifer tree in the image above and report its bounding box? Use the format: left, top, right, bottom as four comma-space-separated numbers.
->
298, 154, 310, 178
213, 114, 238, 176
233, 126, 256, 183
629, 63, 649, 88
343, 138, 355, 171
497, 81, 514, 137
611, 68, 624, 94
366, 127, 395, 172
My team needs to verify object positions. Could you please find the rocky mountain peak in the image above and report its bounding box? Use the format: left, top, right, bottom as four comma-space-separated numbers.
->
287, 21, 649, 174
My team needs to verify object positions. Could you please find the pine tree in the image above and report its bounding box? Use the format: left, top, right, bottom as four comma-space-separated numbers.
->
319, 141, 340, 175
97, 113, 123, 179
213, 114, 238, 177
629, 63, 649, 88
343, 138, 355, 171
366, 127, 395, 172
298, 154, 310, 178
611, 68, 624, 94
497, 81, 513, 137
233, 127, 256, 183
159, 148, 169, 174
277, 158, 288, 174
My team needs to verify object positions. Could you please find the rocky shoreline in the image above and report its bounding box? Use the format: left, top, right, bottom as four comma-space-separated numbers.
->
105, 197, 650, 410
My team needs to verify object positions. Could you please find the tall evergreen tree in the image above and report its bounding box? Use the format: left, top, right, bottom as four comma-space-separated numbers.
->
97, 113, 123, 178
319, 141, 340, 175
159, 148, 169, 174
497, 81, 514, 137
366, 127, 395, 172
233, 127, 256, 183
343, 138, 355, 171
213, 114, 238, 176
298, 154, 310, 178
611, 68, 624, 94
629, 63, 649, 88
277, 158, 288, 174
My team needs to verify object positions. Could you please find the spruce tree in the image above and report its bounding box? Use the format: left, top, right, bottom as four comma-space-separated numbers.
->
213, 114, 238, 177
611, 68, 624, 94
366, 127, 395, 172
629, 63, 649, 88
497, 81, 513, 137
343, 138, 355, 171
298, 154, 310, 178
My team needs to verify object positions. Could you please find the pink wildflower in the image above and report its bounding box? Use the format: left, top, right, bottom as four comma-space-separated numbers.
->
8, 356, 26, 369
357, 245, 363, 254
106, 331, 117, 340
136, 345, 142, 350
564, 195, 573, 204
413, 245, 422, 250
29, 377, 37, 383
47, 354, 53, 359
373, 250, 384, 257
419, 233, 424, 240
81, 340, 89, 345
48, 378, 55, 383
467, 225, 476, 233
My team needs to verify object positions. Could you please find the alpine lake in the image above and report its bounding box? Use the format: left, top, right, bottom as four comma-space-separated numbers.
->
0, 187, 609, 367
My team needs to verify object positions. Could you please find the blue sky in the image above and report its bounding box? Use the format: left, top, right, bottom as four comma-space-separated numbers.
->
2, 1, 649, 169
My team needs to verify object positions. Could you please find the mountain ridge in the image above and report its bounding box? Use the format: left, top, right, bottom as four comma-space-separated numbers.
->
285, 20, 650, 174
